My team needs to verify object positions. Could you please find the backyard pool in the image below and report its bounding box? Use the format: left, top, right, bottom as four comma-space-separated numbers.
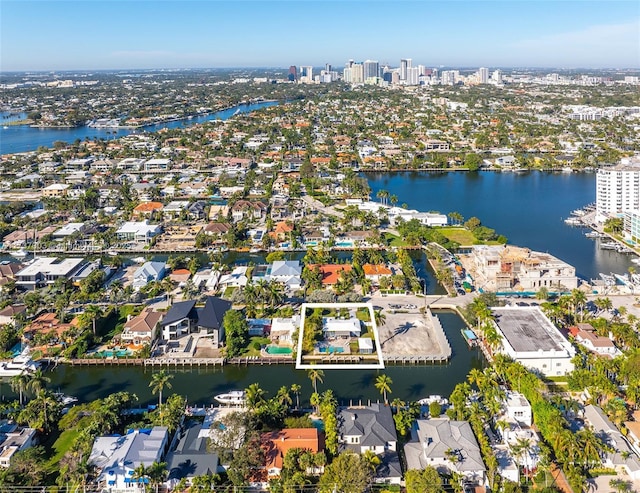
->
318, 346, 345, 354
89, 348, 134, 358
334, 241, 354, 248
266, 346, 293, 355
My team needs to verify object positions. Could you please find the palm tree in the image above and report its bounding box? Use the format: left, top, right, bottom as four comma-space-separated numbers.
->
27, 368, 50, 397
11, 372, 31, 405
291, 383, 301, 409
84, 305, 103, 336
362, 450, 381, 473
149, 369, 173, 407
374, 309, 386, 327
375, 374, 393, 404
146, 461, 168, 493
276, 386, 292, 408
389, 194, 398, 207
245, 382, 266, 409
308, 367, 324, 394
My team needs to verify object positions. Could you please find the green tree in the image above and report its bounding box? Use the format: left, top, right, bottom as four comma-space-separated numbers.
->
223, 309, 249, 358
308, 367, 324, 394
405, 466, 445, 493
375, 374, 393, 404
149, 369, 174, 406
318, 452, 370, 493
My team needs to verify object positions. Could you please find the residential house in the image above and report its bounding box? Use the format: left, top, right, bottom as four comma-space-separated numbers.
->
218, 266, 249, 289
163, 201, 189, 220
187, 200, 208, 220
15, 257, 86, 290
308, 264, 353, 286
269, 221, 294, 242
133, 201, 164, 218
89, 427, 169, 491
42, 183, 70, 198
120, 308, 163, 346
166, 420, 222, 487
584, 405, 640, 480
338, 404, 402, 485
132, 261, 166, 290
169, 269, 191, 286
568, 323, 621, 358
192, 268, 221, 292
160, 297, 231, 346
0, 263, 23, 290
261, 428, 325, 478
323, 317, 362, 338
270, 316, 300, 345
52, 222, 86, 240
404, 418, 487, 484
0, 305, 26, 327
230, 200, 267, 223
23, 313, 80, 343
203, 222, 231, 241
116, 220, 162, 245
268, 260, 303, 291
0, 420, 36, 468
362, 264, 393, 284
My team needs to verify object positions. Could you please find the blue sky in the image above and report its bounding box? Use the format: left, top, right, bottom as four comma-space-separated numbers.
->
1, 1, 639, 71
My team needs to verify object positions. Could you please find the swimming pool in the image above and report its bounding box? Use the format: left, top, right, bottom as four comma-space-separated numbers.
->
334, 241, 354, 248
318, 346, 344, 354
90, 348, 133, 358
266, 346, 293, 355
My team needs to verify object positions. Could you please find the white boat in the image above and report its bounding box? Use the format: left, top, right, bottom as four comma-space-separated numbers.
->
418, 395, 449, 406
600, 242, 618, 250
12, 248, 30, 258
54, 392, 78, 406
564, 217, 583, 226
132, 256, 146, 264
585, 231, 601, 238
214, 390, 246, 405
0, 352, 40, 377
631, 258, 640, 265
599, 273, 615, 285
571, 209, 586, 216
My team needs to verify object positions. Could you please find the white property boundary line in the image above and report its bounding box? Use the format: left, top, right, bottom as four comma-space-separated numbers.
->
296, 302, 385, 370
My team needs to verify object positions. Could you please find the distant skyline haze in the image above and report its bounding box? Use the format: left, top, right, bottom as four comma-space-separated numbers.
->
1, 0, 639, 71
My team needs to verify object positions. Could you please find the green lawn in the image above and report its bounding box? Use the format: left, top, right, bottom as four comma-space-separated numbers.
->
46, 429, 80, 472
383, 232, 408, 247
435, 227, 478, 245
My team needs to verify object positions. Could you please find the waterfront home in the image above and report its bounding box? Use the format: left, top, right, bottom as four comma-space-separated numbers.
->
467, 245, 578, 291
117, 158, 145, 171
15, 257, 86, 290
260, 428, 325, 478
338, 404, 402, 485
144, 158, 171, 171
404, 418, 486, 485
0, 420, 36, 468
583, 405, 640, 480
23, 312, 80, 343
568, 323, 621, 358
203, 222, 231, 239
0, 263, 23, 289
132, 261, 167, 290
490, 307, 575, 376
166, 420, 222, 488
160, 296, 231, 346
268, 260, 303, 291
187, 200, 208, 220
52, 222, 86, 239
89, 427, 169, 491
248, 318, 271, 337
269, 221, 294, 242
120, 307, 163, 346
116, 220, 162, 245
323, 317, 361, 338
502, 391, 533, 427
270, 316, 300, 344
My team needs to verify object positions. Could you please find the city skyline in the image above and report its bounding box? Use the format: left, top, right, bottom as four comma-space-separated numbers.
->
1, 0, 639, 71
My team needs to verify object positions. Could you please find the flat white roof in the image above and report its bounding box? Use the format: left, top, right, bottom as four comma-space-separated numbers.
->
17, 257, 84, 277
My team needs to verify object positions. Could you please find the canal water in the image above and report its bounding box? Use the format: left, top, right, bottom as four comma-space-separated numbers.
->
366, 170, 634, 282
0, 101, 278, 155
0, 311, 483, 406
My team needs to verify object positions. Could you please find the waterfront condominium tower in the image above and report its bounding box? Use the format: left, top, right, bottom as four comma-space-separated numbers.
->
596, 160, 640, 221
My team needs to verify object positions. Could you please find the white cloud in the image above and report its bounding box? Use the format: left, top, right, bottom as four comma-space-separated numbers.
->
513, 19, 640, 67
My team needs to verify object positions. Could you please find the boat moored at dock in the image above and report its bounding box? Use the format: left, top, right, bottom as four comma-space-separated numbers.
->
214, 390, 246, 406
